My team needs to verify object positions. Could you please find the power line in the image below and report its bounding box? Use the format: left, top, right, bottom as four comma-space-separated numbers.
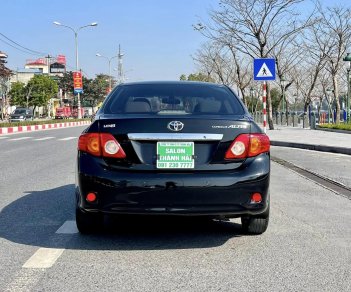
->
0, 37, 42, 56
0, 32, 48, 56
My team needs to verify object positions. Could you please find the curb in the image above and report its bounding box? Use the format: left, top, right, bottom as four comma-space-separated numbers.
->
315, 126, 351, 135
271, 140, 351, 156
0, 121, 91, 135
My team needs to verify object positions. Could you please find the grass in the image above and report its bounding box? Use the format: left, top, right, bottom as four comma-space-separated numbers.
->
0, 118, 91, 128
318, 123, 351, 131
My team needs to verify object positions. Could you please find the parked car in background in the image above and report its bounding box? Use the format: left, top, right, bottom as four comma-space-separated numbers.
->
76, 81, 271, 235
9, 108, 33, 122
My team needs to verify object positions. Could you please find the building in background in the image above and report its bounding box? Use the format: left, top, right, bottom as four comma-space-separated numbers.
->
7, 55, 67, 118
10, 54, 66, 85
10, 68, 42, 84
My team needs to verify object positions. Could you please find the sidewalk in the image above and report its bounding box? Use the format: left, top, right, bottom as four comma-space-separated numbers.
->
266, 125, 351, 155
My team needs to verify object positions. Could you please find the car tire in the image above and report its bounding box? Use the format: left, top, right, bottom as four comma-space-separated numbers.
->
76, 208, 103, 234
241, 199, 270, 235
241, 215, 269, 235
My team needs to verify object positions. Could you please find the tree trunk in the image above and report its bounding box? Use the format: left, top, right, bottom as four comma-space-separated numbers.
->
267, 83, 274, 130
333, 75, 340, 124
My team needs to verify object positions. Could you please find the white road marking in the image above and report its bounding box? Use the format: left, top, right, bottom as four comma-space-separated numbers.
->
34, 137, 55, 141
22, 248, 64, 269
9, 137, 32, 141
58, 137, 77, 141
0, 136, 9, 139
55, 220, 78, 234
21, 220, 79, 269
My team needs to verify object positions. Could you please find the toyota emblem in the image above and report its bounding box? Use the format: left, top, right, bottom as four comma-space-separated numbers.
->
167, 121, 184, 132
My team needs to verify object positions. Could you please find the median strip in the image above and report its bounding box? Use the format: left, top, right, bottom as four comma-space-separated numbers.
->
0, 121, 91, 135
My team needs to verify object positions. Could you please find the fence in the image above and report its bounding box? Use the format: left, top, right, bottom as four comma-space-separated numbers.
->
252, 110, 348, 129
252, 112, 308, 128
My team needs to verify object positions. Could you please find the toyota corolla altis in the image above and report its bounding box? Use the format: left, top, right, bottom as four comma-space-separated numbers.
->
76, 81, 270, 234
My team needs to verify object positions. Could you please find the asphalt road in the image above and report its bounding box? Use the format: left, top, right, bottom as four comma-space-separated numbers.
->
271, 146, 351, 189
0, 127, 350, 291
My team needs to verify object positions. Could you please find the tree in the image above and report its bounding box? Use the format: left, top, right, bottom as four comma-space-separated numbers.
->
0, 57, 11, 79
83, 74, 110, 108
320, 6, 351, 123
193, 43, 237, 85
270, 87, 282, 113
26, 75, 58, 114
293, 15, 332, 116
194, 0, 314, 129
57, 71, 74, 97
178, 72, 215, 82
180, 74, 187, 81
193, 42, 252, 105
9, 82, 26, 106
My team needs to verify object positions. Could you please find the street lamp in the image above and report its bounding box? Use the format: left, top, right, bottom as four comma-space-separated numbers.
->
96, 53, 118, 92
53, 21, 98, 118
343, 52, 351, 123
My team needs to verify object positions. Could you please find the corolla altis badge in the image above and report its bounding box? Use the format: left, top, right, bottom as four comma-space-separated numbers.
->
167, 121, 184, 132
212, 125, 248, 129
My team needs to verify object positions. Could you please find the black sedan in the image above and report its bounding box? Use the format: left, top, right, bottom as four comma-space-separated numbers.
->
9, 108, 33, 122
76, 81, 270, 235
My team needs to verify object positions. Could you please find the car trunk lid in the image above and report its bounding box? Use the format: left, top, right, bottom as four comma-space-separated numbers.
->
96, 116, 253, 171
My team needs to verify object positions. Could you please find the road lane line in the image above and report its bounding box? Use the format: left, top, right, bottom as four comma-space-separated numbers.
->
22, 248, 64, 269
58, 137, 77, 141
0, 136, 9, 139
34, 137, 55, 141
55, 220, 78, 234
9, 137, 32, 141
22, 220, 78, 269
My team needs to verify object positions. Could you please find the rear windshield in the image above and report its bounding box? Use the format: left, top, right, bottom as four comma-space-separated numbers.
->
13, 109, 26, 114
103, 83, 245, 115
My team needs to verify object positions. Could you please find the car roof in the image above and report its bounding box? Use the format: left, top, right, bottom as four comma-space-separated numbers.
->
119, 81, 227, 88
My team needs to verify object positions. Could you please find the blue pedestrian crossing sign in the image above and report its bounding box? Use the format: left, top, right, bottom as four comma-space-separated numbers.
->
253, 58, 276, 81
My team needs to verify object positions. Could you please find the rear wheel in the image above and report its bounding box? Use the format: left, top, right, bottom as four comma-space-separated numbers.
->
241, 215, 269, 235
241, 200, 270, 235
76, 208, 103, 234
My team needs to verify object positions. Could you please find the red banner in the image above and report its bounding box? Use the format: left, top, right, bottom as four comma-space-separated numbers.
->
73, 71, 83, 93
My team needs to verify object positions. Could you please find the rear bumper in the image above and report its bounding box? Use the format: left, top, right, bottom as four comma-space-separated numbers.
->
9, 118, 25, 122
76, 153, 270, 217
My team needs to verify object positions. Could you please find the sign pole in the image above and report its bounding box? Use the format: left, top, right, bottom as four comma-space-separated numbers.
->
263, 81, 267, 133
253, 58, 275, 133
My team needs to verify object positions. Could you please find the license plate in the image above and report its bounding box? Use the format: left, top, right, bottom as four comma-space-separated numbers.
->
157, 142, 194, 169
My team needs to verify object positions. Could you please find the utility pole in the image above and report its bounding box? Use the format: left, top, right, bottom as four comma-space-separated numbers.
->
46, 55, 52, 118
117, 45, 124, 84
53, 21, 98, 119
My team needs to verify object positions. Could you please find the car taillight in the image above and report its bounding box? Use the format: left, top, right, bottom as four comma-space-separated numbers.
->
78, 133, 126, 158
100, 133, 126, 158
225, 134, 270, 159
78, 133, 101, 156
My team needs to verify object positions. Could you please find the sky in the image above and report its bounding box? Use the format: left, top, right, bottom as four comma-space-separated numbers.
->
0, 0, 350, 82
0, 0, 218, 81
